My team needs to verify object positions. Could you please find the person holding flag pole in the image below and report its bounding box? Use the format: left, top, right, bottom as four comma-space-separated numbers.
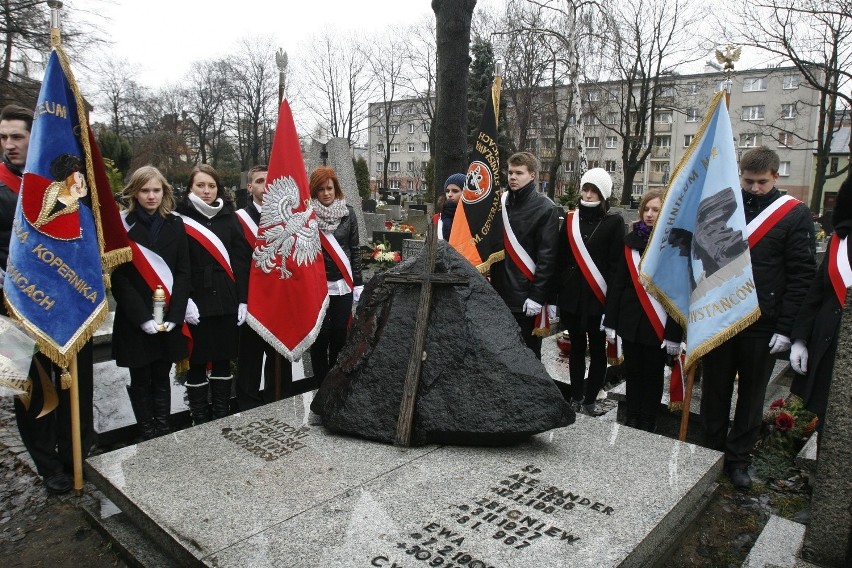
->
639, 89, 814, 490
3, 1, 131, 493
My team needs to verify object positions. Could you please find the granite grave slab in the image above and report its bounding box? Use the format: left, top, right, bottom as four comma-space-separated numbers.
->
86, 393, 723, 567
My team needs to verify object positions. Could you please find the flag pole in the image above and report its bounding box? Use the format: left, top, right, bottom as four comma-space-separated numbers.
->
272, 48, 288, 401
678, 365, 697, 441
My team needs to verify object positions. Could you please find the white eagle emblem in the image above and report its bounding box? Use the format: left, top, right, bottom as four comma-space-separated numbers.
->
253, 176, 322, 279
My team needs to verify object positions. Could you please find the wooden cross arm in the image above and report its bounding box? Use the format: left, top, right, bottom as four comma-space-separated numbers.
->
385, 274, 470, 286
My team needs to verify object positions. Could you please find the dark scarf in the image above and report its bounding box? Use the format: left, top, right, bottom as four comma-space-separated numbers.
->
133, 208, 165, 242
632, 220, 652, 244
441, 199, 458, 240
742, 187, 780, 216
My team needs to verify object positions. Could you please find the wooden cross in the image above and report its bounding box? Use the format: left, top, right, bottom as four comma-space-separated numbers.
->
384, 224, 469, 446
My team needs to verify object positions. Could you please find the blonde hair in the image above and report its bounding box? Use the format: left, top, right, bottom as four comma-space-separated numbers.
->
637, 188, 664, 221
122, 166, 175, 216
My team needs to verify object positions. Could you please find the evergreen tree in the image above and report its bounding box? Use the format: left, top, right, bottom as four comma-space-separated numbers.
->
353, 156, 371, 200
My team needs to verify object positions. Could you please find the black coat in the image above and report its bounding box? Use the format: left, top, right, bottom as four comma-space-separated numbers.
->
790, 219, 852, 416
556, 204, 625, 321
111, 211, 191, 367
176, 200, 251, 317
490, 183, 560, 311
0, 158, 21, 271
321, 205, 363, 286
743, 188, 815, 334
604, 229, 682, 346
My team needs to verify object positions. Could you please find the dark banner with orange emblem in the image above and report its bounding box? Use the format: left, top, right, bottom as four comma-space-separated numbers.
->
449, 75, 504, 272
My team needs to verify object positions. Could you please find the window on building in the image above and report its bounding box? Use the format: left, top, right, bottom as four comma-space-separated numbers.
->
781, 104, 797, 119
652, 161, 669, 173
389, 179, 400, 189
379, 126, 385, 135
390, 143, 399, 153
783, 74, 800, 89
587, 160, 600, 169
408, 124, 415, 134
408, 143, 415, 152
605, 160, 617, 173
564, 161, 575, 173
392, 106, 401, 115
587, 90, 600, 101
606, 112, 618, 125
636, 161, 646, 173
390, 125, 399, 134
389, 162, 400, 172
542, 138, 555, 150
740, 133, 760, 147
632, 184, 645, 196
407, 161, 414, 171
655, 111, 673, 123
422, 123, 429, 133
653, 135, 671, 147
686, 83, 699, 95
608, 90, 619, 101
830, 157, 839, 174
377, 144, 384, 154
582, 114, 596, 126
585, 136, 600, 148
686, 108, 700, 122
422, 141, 429, 152
777, 132, 793, 147
658, 85, 675, 97
778, 161, 790, 176
605, 136, 618, 149
407, 180, 415, 189
741, 105, 765, 121
406, 106, 416, 115
376, 162, 382, 173
567, 137, 577, 148
568, 115, 576, 125
743, 77, 768, 92
684, 134, 694, 147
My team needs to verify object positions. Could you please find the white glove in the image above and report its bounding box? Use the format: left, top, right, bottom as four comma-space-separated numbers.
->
547, 304, 557, 322
141, 320, 159, 334
790, 339, 808, 374
185, 298, 200, 325
522, 298, 542, 317
603, 327, 617, 344
0, 267, 4, 286
237, 303, 247, 326
768, 333, 791, 354
353, 285, 364, 303
163, 322, 176, 332
662, 340, 681, 356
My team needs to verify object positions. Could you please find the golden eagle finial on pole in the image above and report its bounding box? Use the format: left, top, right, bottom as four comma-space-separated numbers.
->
715, 44, 741, 72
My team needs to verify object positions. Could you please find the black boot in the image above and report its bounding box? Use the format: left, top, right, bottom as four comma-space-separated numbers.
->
151, 377, 172, 437
185, 382, 211, 425
126, 385, 155, 440
209, 375, 233, 419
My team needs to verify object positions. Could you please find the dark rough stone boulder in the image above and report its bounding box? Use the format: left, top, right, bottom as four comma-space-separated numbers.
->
310, 241, 574, 446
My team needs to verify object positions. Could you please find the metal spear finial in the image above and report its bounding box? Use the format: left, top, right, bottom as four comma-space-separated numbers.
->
48, 1, 63, 46
276, 48, 288, 103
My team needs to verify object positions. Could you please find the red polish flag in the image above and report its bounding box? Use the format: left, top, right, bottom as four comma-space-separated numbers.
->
245, 99, 328, 361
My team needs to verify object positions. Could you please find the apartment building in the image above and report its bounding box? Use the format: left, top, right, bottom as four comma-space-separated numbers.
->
367, 100, 433, 193
366, 64, 821, 204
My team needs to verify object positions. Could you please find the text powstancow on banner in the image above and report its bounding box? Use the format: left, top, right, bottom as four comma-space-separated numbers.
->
449, 74, 504, 272
3, 49, 130, 367
639, 91, 760, 369
246, 99, 328, 361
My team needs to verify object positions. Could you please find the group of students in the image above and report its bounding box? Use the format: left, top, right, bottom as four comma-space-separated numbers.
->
438, 147, 846, 491
111, 163, 363, 439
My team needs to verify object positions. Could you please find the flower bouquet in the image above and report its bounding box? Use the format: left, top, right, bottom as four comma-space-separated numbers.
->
753, 396, 818, 480
370, 240, 402, 270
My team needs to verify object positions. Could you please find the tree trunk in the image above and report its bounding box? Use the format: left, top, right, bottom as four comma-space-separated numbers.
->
432, 0, 477, 206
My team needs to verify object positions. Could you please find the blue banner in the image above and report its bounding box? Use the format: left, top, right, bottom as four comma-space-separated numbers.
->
3, 51, 107, 366
639, 91, 760, 368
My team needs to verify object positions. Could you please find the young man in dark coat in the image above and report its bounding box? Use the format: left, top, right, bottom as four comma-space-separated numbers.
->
490, 151, 560, 359
236, 165, 292, 409
700, 146, 815, 489
2, 104, 95, 494
790, 176, 852, 435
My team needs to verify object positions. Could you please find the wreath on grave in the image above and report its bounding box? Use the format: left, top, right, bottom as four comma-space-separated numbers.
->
753, 396, 818, 481
369, 240, 402, 269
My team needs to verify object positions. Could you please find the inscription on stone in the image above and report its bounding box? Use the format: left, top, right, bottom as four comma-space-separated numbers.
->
220, 417, 309, 462
370, 464, 616, 567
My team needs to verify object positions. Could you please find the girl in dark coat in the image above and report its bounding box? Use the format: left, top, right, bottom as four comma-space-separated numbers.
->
112, 166, 190, 439
603, 188, 682, 431
309, 166, 363, 386
176, 165, 251, 423
790, 176, 852, 434
436, 173, 465, 240
556, 168, 625, 415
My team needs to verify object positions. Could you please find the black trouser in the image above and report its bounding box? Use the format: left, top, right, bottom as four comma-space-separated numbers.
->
565, 318, 607, 404
186, 360, 230, 385
512, 312, 542, 359
129, 360, 172, 435
13, 343, 95, 478
622, 340, 666, 421
701, 331, 775, 469
310, 293, 352, 386
237, 325, 291, 410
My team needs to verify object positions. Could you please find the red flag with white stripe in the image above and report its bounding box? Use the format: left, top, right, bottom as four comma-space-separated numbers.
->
246, 99, 328, 361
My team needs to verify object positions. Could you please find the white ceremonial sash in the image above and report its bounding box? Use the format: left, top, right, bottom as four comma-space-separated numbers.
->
121, 212, 174, 296
500, 192, 536, 280
235, 208, 258, 240
436, 216, 445, 241
178, 213, 235, 280
319, 230, 354, 290
629, 248, 667, 340
838, 237, 852, 287
567, 211, 607, 305
745, 194, 799, 247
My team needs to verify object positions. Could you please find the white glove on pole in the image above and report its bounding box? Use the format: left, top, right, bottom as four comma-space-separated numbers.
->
790, 339, 808, 375
353, 285, 364, 303
163, 322, 176, 332
0, 267, 5, 286
603, 327, 617, 344
185, 298, 200, 325
237, 303, 247, 326
522, 298, 542, 317
662, 340, 681, 356
547, 304, 557, 322
141, 320, 159, 335
768, 333, 791, 354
